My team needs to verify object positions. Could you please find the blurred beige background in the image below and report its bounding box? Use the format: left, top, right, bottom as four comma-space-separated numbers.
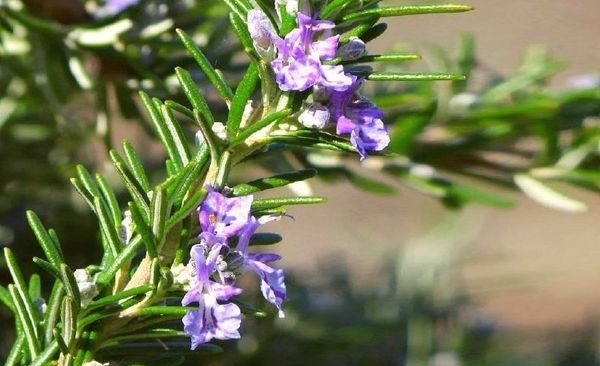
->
276, 0, 600, 331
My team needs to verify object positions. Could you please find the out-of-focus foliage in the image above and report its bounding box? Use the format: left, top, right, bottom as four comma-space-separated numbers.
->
212, 215, 598, 366
303, 35, 600, 210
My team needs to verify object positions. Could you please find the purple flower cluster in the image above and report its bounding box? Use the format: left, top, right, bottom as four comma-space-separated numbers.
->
182, 189, 286, 349
247, 10, 390, 159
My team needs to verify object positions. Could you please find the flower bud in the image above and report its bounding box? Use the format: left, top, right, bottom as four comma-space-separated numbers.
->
119, 209, 133, 245
212, 122, 227, 141
298, 103, 330, 129
248, 10, 277, 61
74, 269, 99, 307
312, 84, 330, 103
82, 361, 110, 366
276, 0, 299, 17
336, 37, 367, 61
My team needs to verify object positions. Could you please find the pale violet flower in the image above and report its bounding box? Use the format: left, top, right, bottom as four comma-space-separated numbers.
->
298, 102, 330, 129
105, 0, 138, 13
271, 13, 352, 92
248, 10, 278, 61
182, 242, 242, 349
182, 188, 288, 348
327, 77, 390, 159
336, 37, 367, 61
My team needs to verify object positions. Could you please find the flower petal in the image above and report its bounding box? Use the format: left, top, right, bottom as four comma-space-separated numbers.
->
245, 258, 287, 317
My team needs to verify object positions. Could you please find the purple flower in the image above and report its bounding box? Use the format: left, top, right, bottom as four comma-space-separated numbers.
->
182, 294, 241, 349
236, 216, 287, 317
182, 242, 243, 348
199, 188, 253, 240
271, 12, 352, 91
328, 77, 390, 159
184, 189, 288, 347
105, 0, 138, 13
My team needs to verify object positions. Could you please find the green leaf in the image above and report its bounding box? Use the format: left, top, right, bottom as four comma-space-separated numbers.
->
26, 211, 64, 268
364, 72, 467, 81
94, 197, 122, 257
166, 188, 207, 230
232, 299, 268, 317
96, 235, 144, 287
514, 174, 587, 212
176, 29, 234, 104
232, 169, 317, 196
96, 174, 122, 231
0, 284, 14, 312
278, 4, 297, 35
229, 12, 255, 53
251, 196, 326, 211
231, 108, 292, 146
53, 328, 69, 355
134, 306, 194, 317
30, 340, 59, 366
160, 104, 191, 168
321, 0, 358, 19
151, 186, 169, 248
139, 92, 186, 172
128, 202, 157, 259
269, 130, 356, 153
194, 108, 221, 166
222, 0, 250, 21
165, 100, 194, 120
340, 15, 380, 42
8, 285, 40, 359
388, 114, 434, 155
247, 233, 283, 246
110, 150, 151, 217
43, 282, 64, 346
76, 164, 101, 197
342, 4, 474, 22
344, 170, 396, 195
87, 285, 154, 311
453, 33, 475, 93
228, 63, 259, 138
5, 332, 25, 366
446, 183, 513, 208
174, 67, 215, 126
123, 140, 151, 192
358, 22, 387, 43
28, 274, 41, 301
70, 177, 95, 212
344, 53, 422, 64
33, 257, 61, 280
61, 296, 77, 346
4, 248, 40, 340
60, 264, 81, 315
162, 159, 204, 204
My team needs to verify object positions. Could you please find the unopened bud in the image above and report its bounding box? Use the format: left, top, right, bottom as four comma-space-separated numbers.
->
74, 269, 99, 307
276, 0, 299, 17
337, 37, 367, 61
298, 103, 330, 129
119, 210, 133, 245
248, 10, 277, 61
312, 84, 330, 103
212, 122, 227, 141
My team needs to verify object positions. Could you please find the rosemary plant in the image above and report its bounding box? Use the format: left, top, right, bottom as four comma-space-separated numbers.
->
1, 0, 599, 364
0, 0, 477, 364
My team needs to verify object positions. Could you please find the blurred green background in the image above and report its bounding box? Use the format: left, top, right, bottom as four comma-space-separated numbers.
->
1, 0, 600, 365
